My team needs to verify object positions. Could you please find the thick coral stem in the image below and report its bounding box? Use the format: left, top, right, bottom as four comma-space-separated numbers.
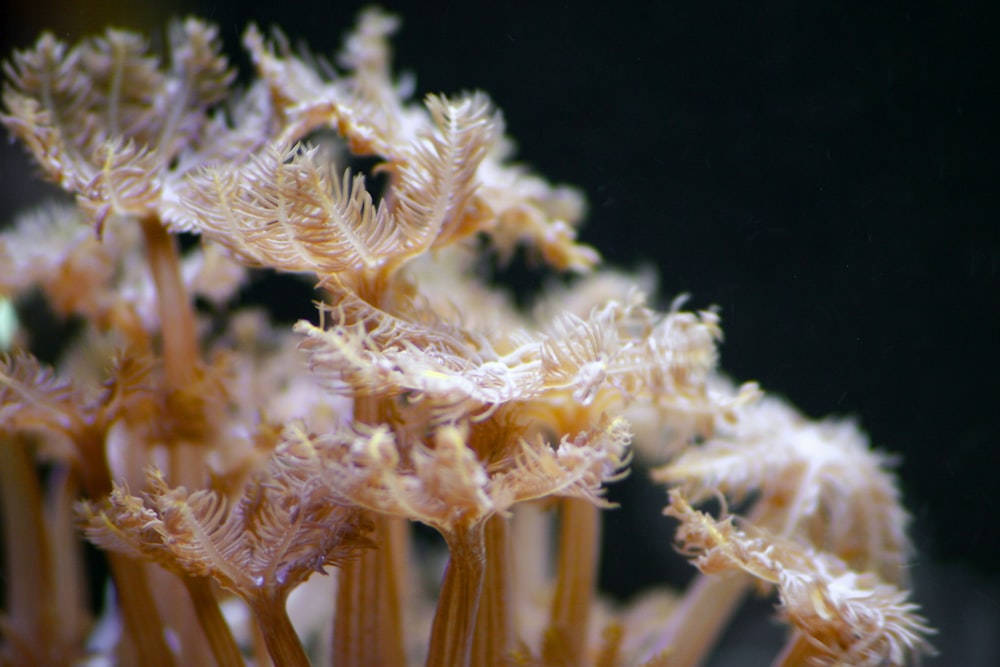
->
0, 437, 55, 663
425, 522, 487, 667
139, 214, 208, 665
471, 515, 513, 667
547, 498, 601, 666
332, 514, 406, 667
183, 577, 245, 667
46, 466, 89, 655
71, 427, 175, 666
139, 215, 198, 390
249, 594, 311, 667
106, 554, 176, 667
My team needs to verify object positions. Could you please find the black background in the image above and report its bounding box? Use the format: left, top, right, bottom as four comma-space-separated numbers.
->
2, 1, 997, 664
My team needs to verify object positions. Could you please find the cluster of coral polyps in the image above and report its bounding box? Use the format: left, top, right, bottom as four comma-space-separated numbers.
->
0, 8, 932, 667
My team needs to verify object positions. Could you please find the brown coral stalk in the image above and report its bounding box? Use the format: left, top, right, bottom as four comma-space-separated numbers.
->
182, 577, 245, 667
138, 215, 198, 392
139, 214, 204, 490
511, 501, 551, 621
547, 498, 601, 667
72, 429, 175, 666
46, 466, 89, 656
248, 594, 311, 667
139, 213, 209, 664
105, 554, 176, 667
332, 514, 406, 667
470, 515, 513, 667
332, 396, 408, 667
425, 522, 487, 667
0, 437, 57, 664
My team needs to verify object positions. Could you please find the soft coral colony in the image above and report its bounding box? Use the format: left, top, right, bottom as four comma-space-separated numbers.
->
0, 8, 933, 667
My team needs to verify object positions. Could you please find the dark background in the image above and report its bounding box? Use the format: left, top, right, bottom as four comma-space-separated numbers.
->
2, 1, 997, 664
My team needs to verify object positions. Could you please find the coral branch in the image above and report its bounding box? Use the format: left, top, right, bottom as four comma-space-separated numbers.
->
332, 514, 406, 667
471, 515, 513, 667
0, 437, 57, 664
182, 577, 245, 667
139, 215, 198, 392
545, 498, 601, 667
426, 523, 487, 667
248, 594, 311, 667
